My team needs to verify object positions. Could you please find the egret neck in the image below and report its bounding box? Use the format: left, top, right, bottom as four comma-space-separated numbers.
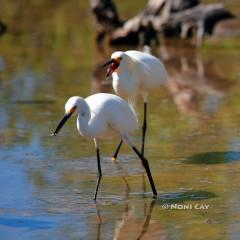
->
75, 99, 93, 138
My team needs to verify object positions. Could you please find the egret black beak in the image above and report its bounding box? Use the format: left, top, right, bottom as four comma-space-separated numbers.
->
51, 112, 73, 136
102, 59, 120, 78
102, 59, 114, 68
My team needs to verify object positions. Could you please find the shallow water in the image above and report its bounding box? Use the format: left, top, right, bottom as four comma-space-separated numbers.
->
1, 1, 240, 240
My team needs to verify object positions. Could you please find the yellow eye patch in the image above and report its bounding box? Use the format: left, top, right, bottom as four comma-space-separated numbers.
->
69, 106, 77, 114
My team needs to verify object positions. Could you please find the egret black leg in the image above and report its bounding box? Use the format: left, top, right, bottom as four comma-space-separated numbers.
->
132, 146, 157, 198
141, 102, 148, 194
94, 147, 102, 200
112, 140, 123, 161
141, 102, 147, 156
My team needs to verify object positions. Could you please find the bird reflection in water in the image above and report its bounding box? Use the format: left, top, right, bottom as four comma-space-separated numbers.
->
95, 199, 165, 240
95, 204, 102, 240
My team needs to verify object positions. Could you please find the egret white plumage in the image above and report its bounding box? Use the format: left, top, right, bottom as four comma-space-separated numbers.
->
51, 93, 157, 200
103, 50, 167, 160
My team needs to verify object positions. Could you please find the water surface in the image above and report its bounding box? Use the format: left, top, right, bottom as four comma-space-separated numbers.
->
0, 1, 240, 239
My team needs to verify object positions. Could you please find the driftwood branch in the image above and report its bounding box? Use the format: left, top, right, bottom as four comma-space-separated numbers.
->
91, 0, 234, 47
164, 3, 233, 45
90, 0, 123, 43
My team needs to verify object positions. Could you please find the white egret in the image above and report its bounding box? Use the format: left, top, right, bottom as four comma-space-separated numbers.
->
103, 50, 167, 160
51, 93, 157, 200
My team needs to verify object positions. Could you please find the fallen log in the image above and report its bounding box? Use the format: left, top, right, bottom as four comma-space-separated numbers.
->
163, 3, 234, 46
91, 0, 234, 47
90, 0, 123, 43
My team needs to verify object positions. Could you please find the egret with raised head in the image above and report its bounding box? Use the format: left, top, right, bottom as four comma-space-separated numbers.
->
103, 50, 167, 160
51, 93, 157, 200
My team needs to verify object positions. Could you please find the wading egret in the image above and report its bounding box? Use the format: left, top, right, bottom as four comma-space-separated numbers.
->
103, 50, 167, 160
51, 93, 157, 200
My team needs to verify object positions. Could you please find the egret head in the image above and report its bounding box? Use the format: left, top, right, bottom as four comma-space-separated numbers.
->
103, 51, 125, 77
52, 96, 82, 136
65, 96, 82, 115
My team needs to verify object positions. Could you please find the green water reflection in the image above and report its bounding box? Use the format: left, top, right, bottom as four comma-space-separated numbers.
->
1, 1, 240, 240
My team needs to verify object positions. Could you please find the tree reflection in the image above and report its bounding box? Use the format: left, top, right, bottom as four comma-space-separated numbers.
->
162, 45, 233, 114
